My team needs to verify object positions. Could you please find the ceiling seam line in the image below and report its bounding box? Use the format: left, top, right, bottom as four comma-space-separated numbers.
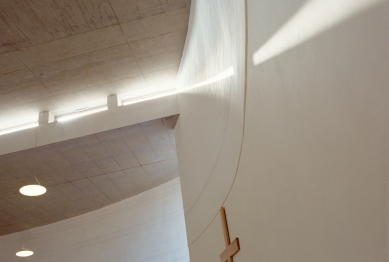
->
94, 134, 129, 197
138, 123, 161, 181
106, 0, 149, 89
116, 129, 143, 191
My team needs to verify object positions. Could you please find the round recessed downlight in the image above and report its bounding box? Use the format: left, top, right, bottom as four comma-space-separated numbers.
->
19, 185, 46, 196
16, 250, 34, 257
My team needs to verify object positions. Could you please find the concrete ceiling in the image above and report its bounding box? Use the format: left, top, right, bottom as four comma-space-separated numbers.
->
0, 0, 190, 130
0, 115, 179, 236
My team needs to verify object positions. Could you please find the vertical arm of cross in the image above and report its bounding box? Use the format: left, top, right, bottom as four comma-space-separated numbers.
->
220, 207, 231, 246
220, 207, 240, 262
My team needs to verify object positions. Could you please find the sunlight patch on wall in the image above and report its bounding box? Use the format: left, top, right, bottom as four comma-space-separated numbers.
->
253, 0, 384, 66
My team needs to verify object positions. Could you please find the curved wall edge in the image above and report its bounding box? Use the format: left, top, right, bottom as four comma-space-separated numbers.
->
175, 0, 246, 245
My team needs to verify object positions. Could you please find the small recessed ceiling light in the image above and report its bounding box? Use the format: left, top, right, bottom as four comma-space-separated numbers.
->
16, 250, 34, 257
19, 185, 47, 196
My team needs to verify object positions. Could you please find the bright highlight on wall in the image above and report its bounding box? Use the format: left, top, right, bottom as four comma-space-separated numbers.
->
0, 122, 38, 136
122, 67, 235, 106
252, 0, 384, 65
179, 66, 235, 92
122, 89, 177, 106
56, 105, 108, 122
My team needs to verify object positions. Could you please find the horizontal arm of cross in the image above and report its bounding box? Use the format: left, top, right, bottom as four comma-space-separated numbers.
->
220, 238, 240, 262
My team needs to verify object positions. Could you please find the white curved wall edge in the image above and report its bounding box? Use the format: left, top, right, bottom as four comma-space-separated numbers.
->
175, 0, 246, 245
0, 94, 178, 156
0, 177, 190, 262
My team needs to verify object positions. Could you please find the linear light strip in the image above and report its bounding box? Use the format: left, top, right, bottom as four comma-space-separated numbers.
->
122, 89, 177, 106
0, 68, 235, 131
122, 67, 235, 106
56, 105, 108, 122
0, 122, 39, 136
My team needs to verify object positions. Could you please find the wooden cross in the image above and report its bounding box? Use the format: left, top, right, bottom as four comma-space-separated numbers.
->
220, 207, 240, 262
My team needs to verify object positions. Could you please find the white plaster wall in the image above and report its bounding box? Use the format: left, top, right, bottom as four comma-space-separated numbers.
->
177, 0, 388, 261
175, 0, 246, 244
0, 178, 189, 262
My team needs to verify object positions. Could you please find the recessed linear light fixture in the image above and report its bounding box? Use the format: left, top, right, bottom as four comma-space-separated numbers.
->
56, 105, 108, 122
122, 89, 177, 106
0, 122, 39, 136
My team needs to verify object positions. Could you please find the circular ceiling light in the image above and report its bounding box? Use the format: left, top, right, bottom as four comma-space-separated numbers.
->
16, 250, 34, 257
19, 185, 47, 196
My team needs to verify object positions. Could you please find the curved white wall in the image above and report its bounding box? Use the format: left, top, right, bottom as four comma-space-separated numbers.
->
175, 0, 246, 244
0, 178, 189, 262
176, 0, 388, 261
